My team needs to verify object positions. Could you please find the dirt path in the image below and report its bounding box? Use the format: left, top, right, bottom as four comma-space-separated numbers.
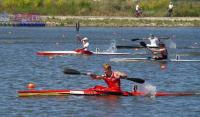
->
41, 16, 200, 27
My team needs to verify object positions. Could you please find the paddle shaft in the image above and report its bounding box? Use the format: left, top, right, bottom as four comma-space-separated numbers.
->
140, 41, 154, 55
63, 68, 145, 84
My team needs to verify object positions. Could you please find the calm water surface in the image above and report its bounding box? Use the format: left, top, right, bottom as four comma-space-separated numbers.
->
0, 27, 200, 117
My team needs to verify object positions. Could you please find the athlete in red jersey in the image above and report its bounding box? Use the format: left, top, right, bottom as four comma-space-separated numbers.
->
88, 63, 127, 93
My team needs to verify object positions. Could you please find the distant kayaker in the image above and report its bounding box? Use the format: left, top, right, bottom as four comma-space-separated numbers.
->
147, 34, 160, 47
81, 37, 89, 51
149, 42, 168, 60
88, 63, 127, 93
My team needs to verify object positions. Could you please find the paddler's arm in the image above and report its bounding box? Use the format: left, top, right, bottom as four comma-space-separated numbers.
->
81, 47, 87, 50
87, 73, 104, 80
149, 48, 158, 54
150, 48, 165, 52
114, 71, 128, 79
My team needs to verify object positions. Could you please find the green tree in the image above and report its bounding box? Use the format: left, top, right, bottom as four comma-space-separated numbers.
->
32, 0, 43, 8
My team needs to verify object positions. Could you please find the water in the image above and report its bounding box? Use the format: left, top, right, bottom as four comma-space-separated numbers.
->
0, 27, 200, 117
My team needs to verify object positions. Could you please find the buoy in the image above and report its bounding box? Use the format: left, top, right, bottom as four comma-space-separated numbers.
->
27, 83, 36, 89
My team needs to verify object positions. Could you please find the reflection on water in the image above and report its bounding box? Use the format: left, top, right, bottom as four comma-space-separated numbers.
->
159, 61, 168, 70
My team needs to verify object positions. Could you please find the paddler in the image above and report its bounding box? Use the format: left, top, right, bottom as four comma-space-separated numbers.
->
147, 34, 160, 48
87, 63, 127, 94
81, 37, 89, 51
75, 37, 93, 55
149, 42, 168, 60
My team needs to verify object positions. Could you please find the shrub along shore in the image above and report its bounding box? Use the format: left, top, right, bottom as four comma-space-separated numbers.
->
1, 0, 199, 27
42, 16, 200, 27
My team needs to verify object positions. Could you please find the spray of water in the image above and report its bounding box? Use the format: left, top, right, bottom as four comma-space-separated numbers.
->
105, 40, 117, 53
132, 82, 157, 98
165, 39, 176, 49
165, 35, 176, 49
191, 42, 200, 48
168, 40, 176, 49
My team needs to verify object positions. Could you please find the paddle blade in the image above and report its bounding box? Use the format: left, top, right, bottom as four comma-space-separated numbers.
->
125, 78, 145, 84
63, 68, 81, 75
131, 38, 140, 41
76, 21, 80, 32
140, 41, 147, 48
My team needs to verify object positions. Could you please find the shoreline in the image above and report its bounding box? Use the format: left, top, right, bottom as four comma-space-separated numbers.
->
0, 16, 199, 27
41, 16, 200, 27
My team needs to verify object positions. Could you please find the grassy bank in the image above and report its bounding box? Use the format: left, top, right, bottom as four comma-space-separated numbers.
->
0, 0, 199, 17
42, 16, 200, 27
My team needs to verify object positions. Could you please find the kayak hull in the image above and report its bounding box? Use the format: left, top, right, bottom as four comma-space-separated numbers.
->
17, 89, 198, 97
116, 45, 200, 49
110, 58, 200, 62
36, 51, 131, 56
116, 45, 158, 49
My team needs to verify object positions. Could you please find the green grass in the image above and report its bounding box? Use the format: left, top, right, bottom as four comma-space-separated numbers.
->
0, 0, 199, 17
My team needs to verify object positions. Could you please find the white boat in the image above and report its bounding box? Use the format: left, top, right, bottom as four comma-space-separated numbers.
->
110, 57, 200, 62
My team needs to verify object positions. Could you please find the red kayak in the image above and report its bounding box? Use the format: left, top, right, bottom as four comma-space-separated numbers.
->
18, 88, 199, 97
74, 49, 93, 55
36, 49, 131, 56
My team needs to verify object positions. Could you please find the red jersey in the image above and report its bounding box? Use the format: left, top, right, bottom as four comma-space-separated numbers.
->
102, 72, 121, 92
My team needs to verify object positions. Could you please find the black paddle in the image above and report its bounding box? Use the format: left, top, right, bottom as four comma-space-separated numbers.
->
75, 21, 82, 48
140, 41, 147, 48
131, 38, 143, 41
63, 68, 145, 84
76, 21, 80, 33
131, 37, 170, 41
140, 41, 154, 57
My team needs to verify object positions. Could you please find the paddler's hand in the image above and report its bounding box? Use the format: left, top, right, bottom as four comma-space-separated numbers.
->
87, 72, 97, 79
114, 71, 127, 79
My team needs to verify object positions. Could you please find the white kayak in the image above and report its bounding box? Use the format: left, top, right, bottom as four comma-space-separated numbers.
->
110, 57, 200, 62
36, 51, 131, 56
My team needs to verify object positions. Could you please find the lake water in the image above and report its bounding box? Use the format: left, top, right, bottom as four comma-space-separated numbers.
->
0, 27, 200, 117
